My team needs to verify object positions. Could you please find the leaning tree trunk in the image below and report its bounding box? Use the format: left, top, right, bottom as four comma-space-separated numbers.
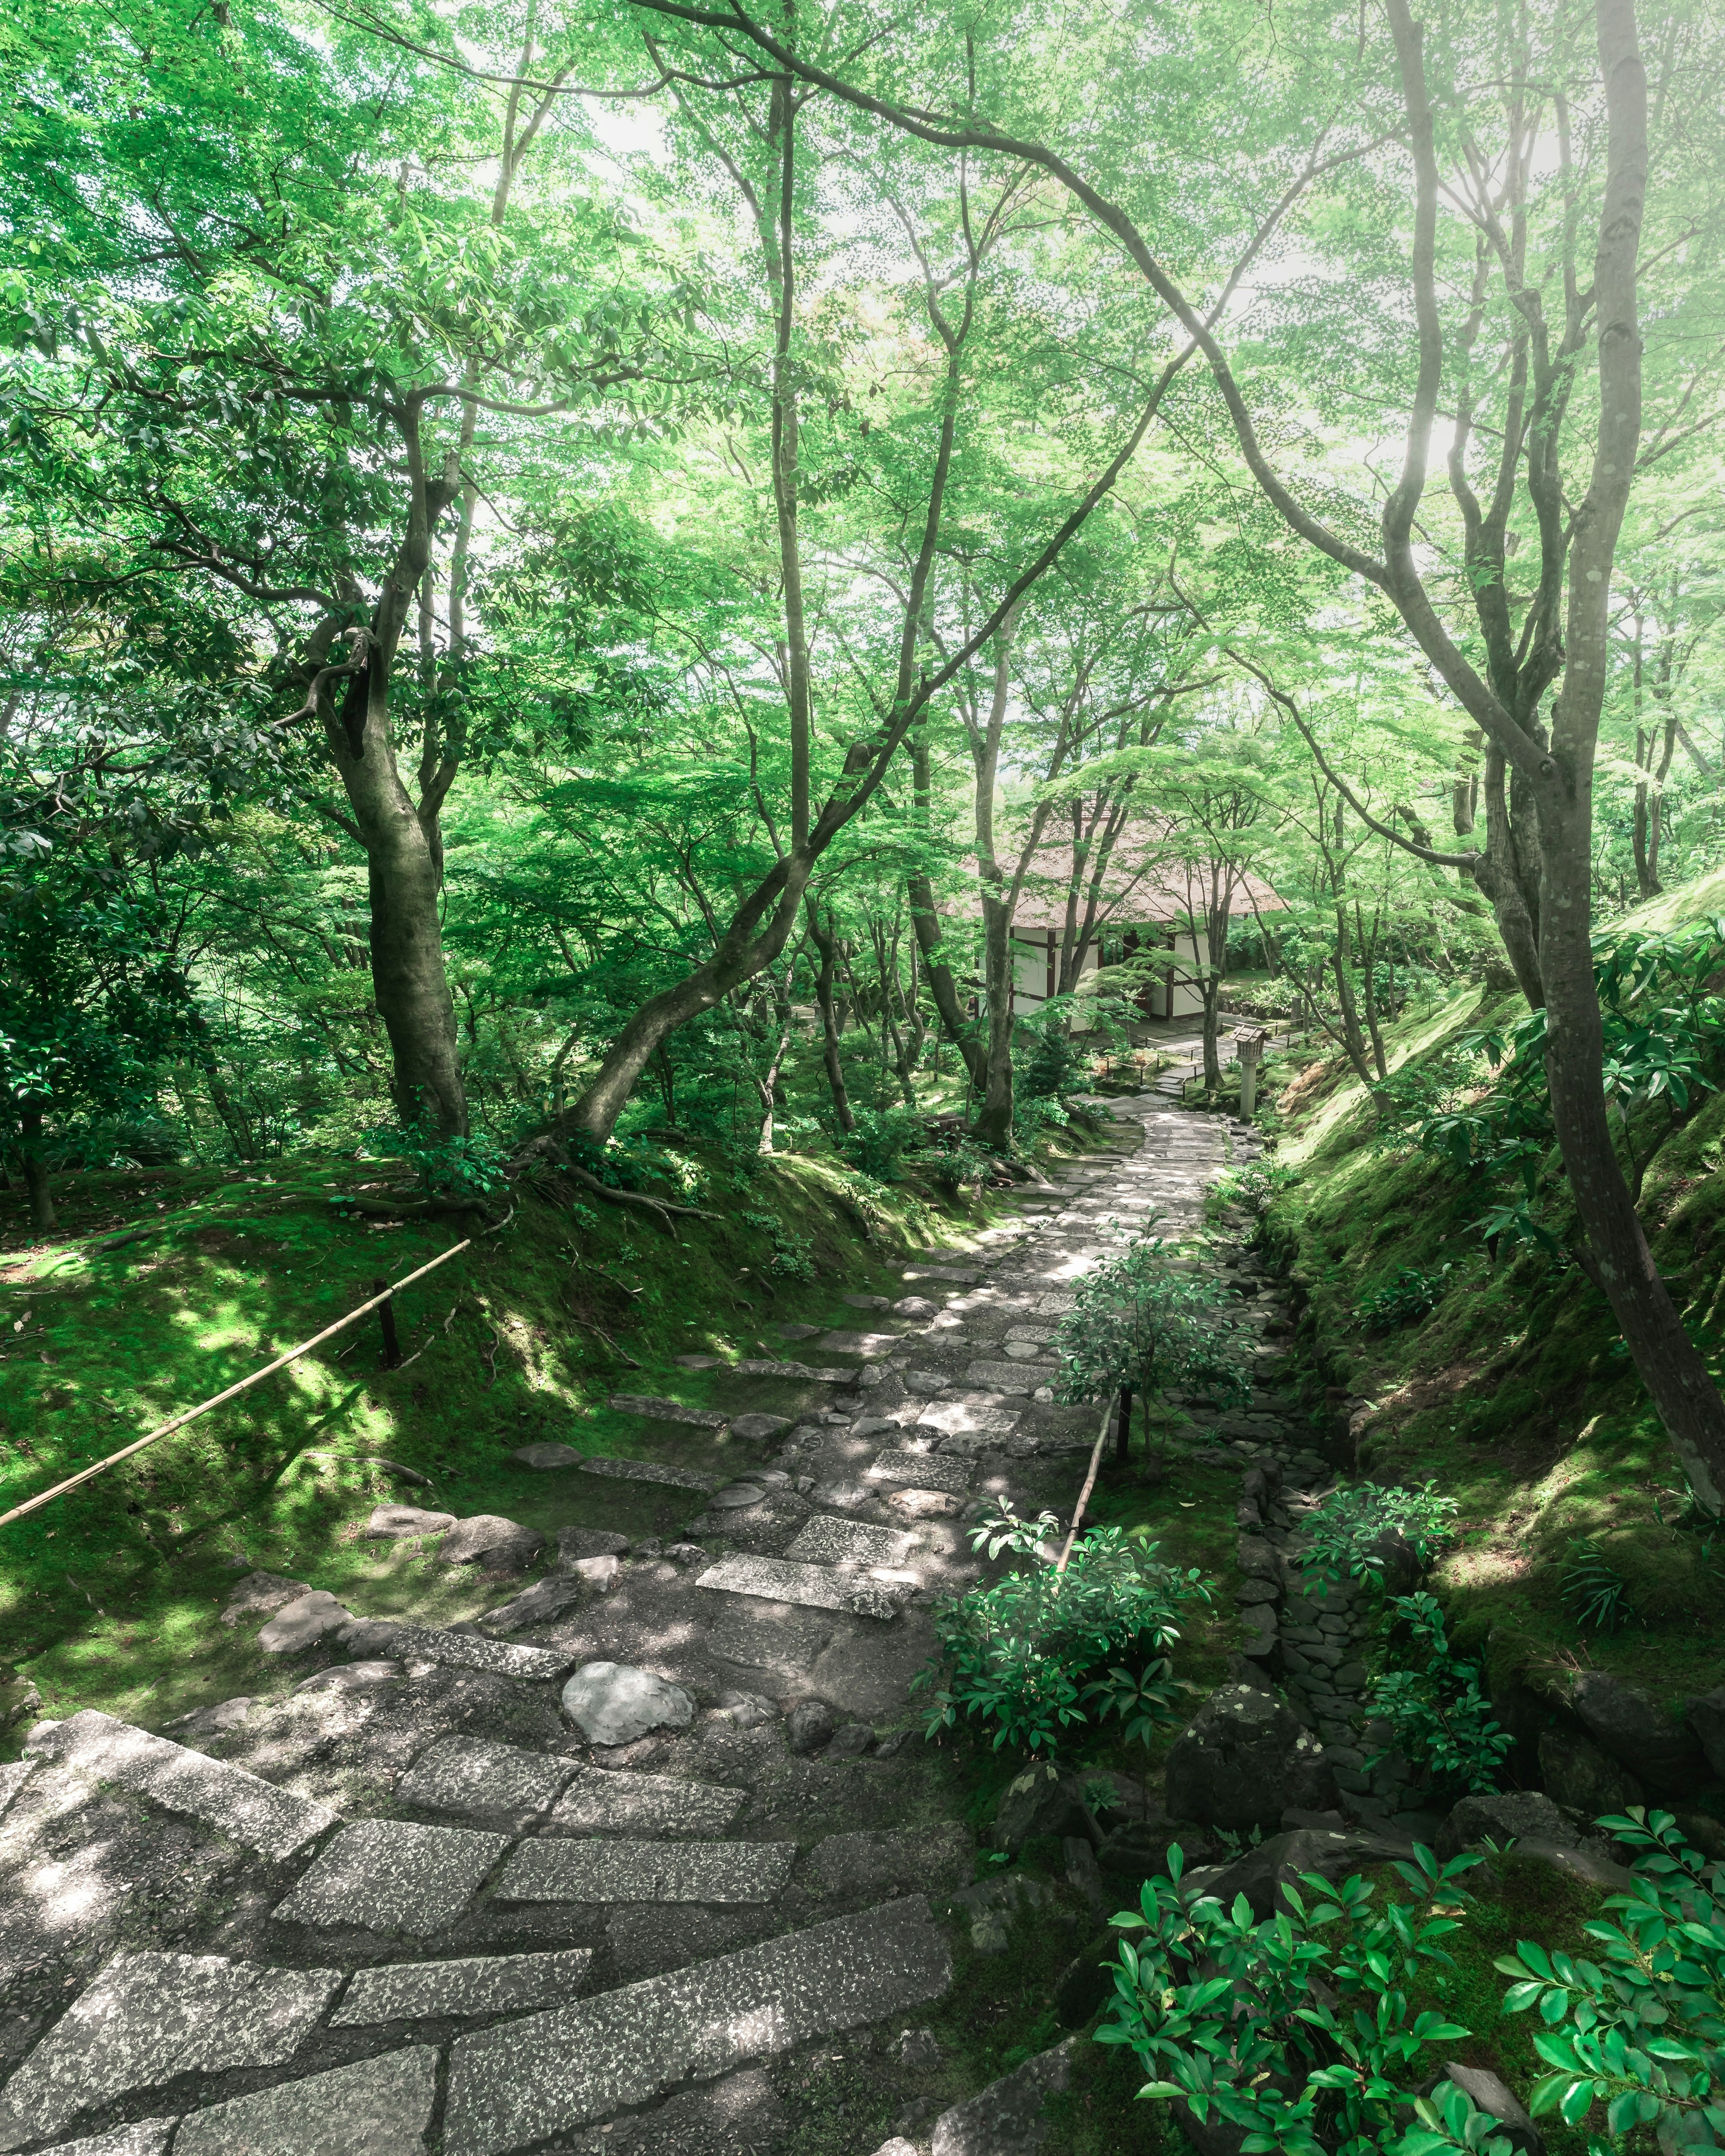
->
805, 900, 855, 1133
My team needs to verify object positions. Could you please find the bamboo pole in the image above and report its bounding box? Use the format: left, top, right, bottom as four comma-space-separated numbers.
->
0, 1239, 473, 1531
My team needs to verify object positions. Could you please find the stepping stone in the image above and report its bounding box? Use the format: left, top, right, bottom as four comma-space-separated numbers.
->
0, 1952, 340, 2147
495, 1838, 795, 1906
729, 1412, 792, 1440
481, 1573, 588, 1633
964, 1360, 1056, 1393
442, 1897, 952, 2155
330, 1948, 594, 2025
258, 1590, 352, 1653
889, 1488, 961, 1520
805, 1826, 972, 1898
365, 1504, 456, 1538
892, 1295, 938, 1317
218, 1569, 310, 1624
901, 1265, 982, 1284
1032, 1294, 1077, 1315
174, 2045, 438, 2156
397, 1736, 576, 1830
785, 1516, 917, 1568
696, 1556, 911, 1619
607, 1393, 730, 1429
734, 1359, 856, 1383
817, 1331, 901, 1356
842, 1293, 892, 1310
548, 1764, 746, 1838
24, 1710, 336, 1861
335, 1620, 574, 1684
510, 1442, 582, 1469
866, 1452, 974, 1495
273, 1819, 509, 1936
562, 1662, 695, 1746
577, 1454, 719, 1492
163, 1697, 254, 1738
916, 1400, 1020, 1438
673, 1353, 724, 1367
293, 1661, 402, 1697
929, 2039, 1075, 2155
904, 1371, 948, 1396
42, 2123, 175, 2156
710, 1483, 766, 1510
438, 1514, 545, 1568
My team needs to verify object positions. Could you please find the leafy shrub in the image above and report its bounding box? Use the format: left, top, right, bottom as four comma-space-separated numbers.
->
838, 1104, 924, 1182
1561, 1539, 1639, 1635
1495, 1807, 1725, 2153
1355, 1265, 1452, 1331
913, 1504, 1211, 1754
1300, 1482, 1460, 1589
1018, 1017, 1086, 1100
1100, 1838, 1494, 2156
364, 1122, 508, 1202
1013, 1090, 1070, 1144
1365, 1593, 1514, 1798
1211, 1158, 1296, 1228
1050, 1234, 1252, 1408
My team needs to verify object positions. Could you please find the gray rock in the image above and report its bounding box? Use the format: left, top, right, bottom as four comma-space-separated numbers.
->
24, 1708, 336, 1860
495, 1837, 796, 1905
0, 1952, 340, 2147
0, 1758, 37, 1821
292, 1661, 402, 1697
162, 1695, 255, 1736
335, 1619, 574, 1684
1203, 1828, 1401, 1921
257, 1590, 352, 1653
871, 2143, 920, 2156
844, 1293, 894, 1311
331, 1948, 594, 2025
697, 1555, 911, 1618
827, 1723, 875, 1758
905, 1371, 951, 1396
1539, 1725, 1643, 1816
735, 1359, 858, 1383
28, 2124, 175, 2156
992, 1763, 1099, 1855
1163, 1686, 1336, 1831
562, 1662, 696, 1746
441, 1898, 952, 2154
893, 1296, 938, 1317
774, 1323, 823, 1340
819, 1331, 902, 1357
805, 1827, 970, 1899
173, 2045, 438, 2156
511, 1442, 583, 1469
557, 1526, 632, 1564
1689, 1685, 1725, 1781
397, 1735, 576, 1830
729, 1414, 792, 1441
218, 1570, 311, 1624
916, 1399, 1021, 1438
482, 1574, 588, 1633
784, 1516, 916, 1568
1435, 1790, 1587, 1859
1571, 1670, 1706, 1791
272, 1818, 509, 1935
571, 2066, 788, 2154
902, 1264, 982, 1284
785, 1700, 838, 1754
710, 1483, 767, 1510
865, 1452, 973, 1495
674, 1352, 725, 1367
898, 2028, 942, 2068
663, 1542, 707, 1566
548, 1764, 746, 1838
438, 1514, 545, 1571
930, 2039, 1074, 2154
366, 1504, 456, 1539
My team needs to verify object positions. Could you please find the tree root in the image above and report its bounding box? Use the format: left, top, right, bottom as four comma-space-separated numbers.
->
516, 1138, 721, 1229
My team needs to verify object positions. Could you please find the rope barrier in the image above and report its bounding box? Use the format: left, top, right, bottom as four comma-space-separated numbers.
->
0, 1239, 473, 1531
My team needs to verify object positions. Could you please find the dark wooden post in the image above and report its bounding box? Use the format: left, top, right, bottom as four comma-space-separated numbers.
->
374, 1278, 402, 1370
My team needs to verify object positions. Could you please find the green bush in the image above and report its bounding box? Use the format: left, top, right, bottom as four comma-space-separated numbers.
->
1050, 1234, 1252, 1408
1300, 1483, 1460, 1590
1355, 1265, 1452, 1331
1495, 1808, 1725, 2155
837, 1104, 924, 1181
913, 1505, 1212, 1754
1365, 1593, 1515, 1798
1100, 1838, 1496, 2156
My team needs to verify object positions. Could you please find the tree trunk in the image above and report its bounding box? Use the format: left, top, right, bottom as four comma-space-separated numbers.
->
805, 900, 854, 1133
905, 875, 986, 1094
1200, 975, 1223, 1091
20, 1103, 54, 1234
971, 887, 1017, 1146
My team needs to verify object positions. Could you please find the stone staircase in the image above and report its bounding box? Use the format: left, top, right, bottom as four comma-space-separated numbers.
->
0, 1096, 1336, 2156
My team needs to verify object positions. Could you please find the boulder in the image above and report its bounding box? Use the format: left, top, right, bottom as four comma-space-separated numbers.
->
556, 1526, 630, 1566
1164, 1686, 1336, 1831
218, 1571, 310, 1625
438, 1514, 546, 1573
1571, 1670, 1707, 1792
1096, 1820, 1205, 1889
510, 1442, 582, 1470
1200, 1827, 1405, 1921
1687, 1685, 1725, 1780
257, 1590, 351, 1654
482, 1574, 589, 1633
1370, 1527, 1423, 1595
561, 1661, 695, 1746
785, 1700, 838, 1755
930, 2040, 1074, 2155
1053, 1926, 1119, 2027
1436, 1789, 1584, 1858
730, 1414, 792, 1441
366, 1503, 457, 1539
1539, 1725, 1643, 1818
992, 1763, 1101, 1854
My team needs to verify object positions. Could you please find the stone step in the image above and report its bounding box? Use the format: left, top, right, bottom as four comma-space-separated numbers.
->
816, 1330, 902, 1356
495, 1836, 795, 1905
695, 1555, 912, 1619
864, 1451, 974, 1495
273, 1818, 511, 1936
547, 1764, 746, 1838
336, 1620, 575, 1685
24, 1710, 336, 1862
901, 1264, 982, 1284
783, 1516, 918, 1568
733, 1359, 858, 1384
397, 1736, 575, 1830
331, 1947, 594, 2025
442, 1895, 952, 2155
605, 1394, 730, 1431
175, 2046, 438, 2156
963, 1360, 1057, 1394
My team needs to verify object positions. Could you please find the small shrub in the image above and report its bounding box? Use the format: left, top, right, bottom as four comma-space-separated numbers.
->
1300, 1482, 1460, 1588
1560, 1539, 1639, 1635
913, 1505, 1211, 1754
1050, 1234, 1252, 1408
1366, 1592, 1514, 1798
837, 1104, 924, 1181
363, 1122, 508, 1202
1495, 1807, 1725, 2154
1100, 1838, 1495, 2156
1018, 1019, 1086, 1100
1355, 1265, 1452, 1331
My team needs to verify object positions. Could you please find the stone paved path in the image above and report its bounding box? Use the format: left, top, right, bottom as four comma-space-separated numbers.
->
0, 1094, 1343, 2155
